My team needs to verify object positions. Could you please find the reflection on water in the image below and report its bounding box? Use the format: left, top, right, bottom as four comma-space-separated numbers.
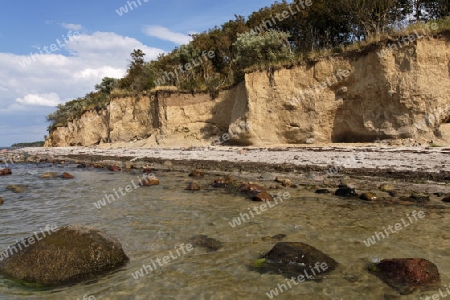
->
0, 163, 449, 299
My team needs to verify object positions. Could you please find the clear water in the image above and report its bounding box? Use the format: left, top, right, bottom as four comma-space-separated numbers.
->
1, 163, 450, 300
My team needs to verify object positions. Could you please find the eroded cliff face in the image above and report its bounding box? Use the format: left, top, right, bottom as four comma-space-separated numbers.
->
45, 37, 450, 147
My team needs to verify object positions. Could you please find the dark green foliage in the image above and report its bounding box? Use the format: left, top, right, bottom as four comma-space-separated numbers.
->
10, 141, 44, 148
46, 0, 449, 131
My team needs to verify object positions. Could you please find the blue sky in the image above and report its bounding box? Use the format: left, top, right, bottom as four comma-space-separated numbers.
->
0, 0, 276, 146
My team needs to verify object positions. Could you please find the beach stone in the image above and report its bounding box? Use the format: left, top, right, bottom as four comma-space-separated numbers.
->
260, 242, 338, 276
6, 185, 28, 193
40, 172, 60, 179
240, 183, 265, 194
275, 177, 291, 187
442, 195, 450, 203
368, 258, 440, 295
186, 182, 201, 191
189, 235, 222, 252
140, 176, 160, 186
405, 193, 430, 203
0, 225, 129, 286
61, 172, 74, 179
109, 165, 121, 172
334, 187, 356, 197
212, 178, 231, 188
252, 191, 274, 202
360, 192, 378, 201
380, 184, 395, 192
0, 168, 12, 176
315, 189, 330, 194
189, 169, 205, 177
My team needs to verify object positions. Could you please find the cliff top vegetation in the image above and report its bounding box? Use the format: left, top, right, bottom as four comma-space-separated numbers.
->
46, 0, 450, 131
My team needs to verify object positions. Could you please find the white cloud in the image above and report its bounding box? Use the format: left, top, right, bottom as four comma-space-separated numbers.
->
0, 30, 165, 116
60, 23, 84, 31
16, 93, 61, 107
143, 25, 192, 45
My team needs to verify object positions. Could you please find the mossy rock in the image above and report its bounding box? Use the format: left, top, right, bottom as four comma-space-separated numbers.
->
0, 225, 129, 286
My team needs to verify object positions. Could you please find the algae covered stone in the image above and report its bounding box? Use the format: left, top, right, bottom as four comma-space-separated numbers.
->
0, 225, 129, 286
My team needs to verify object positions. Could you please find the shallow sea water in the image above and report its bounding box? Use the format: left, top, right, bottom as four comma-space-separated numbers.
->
0, 163, 449, 299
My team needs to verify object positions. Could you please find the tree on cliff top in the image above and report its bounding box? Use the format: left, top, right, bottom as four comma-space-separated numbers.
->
118, 49, 147, 91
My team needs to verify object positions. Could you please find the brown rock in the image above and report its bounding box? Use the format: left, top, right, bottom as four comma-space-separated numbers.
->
212, 179, 230, 188
0, 197, 3, 205
61, 172, 74, 179
368, 258, 440, 295
252, 191, 274, 202
6, 185, 28, 193
109, 166, 121, 172
240, 183, 265, 194
360, 192, 378, 201
380, 184, 395, 192
189, 169, 205, 177
186, 182, 201, 191
0, 168, 12, 176
40, 172, 60, 179
442, 195, 450, 203
140, 176, 159, 186
275, 177, 291, 187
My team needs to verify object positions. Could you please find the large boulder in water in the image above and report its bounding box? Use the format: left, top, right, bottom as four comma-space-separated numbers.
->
256, 242, 338, 278
0, 225, 129, 286
368, 258, 440, 294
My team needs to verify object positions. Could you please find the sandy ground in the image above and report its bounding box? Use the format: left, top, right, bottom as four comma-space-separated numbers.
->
10, 144, 450, 174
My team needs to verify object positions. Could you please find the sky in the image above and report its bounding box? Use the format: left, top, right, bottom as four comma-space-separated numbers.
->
0, 0, 277, 146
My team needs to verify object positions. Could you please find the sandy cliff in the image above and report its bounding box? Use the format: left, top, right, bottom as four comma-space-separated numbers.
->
45, 36, 450, 147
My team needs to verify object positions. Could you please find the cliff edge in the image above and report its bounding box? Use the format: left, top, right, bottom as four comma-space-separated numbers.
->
45, 37, 450, 148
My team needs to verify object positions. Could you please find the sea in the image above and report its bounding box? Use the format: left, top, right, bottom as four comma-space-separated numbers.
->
0, 162, 449, 299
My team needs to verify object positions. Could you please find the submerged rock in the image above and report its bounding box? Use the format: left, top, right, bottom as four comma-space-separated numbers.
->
315, 189, 330, 194
262, 234, 287, 242
0, 225, 129, 286
6, 185, 28, 193
335, 187, 356, 197
258, 242, 338, 277
186, 182, 201, 191
411, 193, 430, 202
0, 168, 12, 176
275, 177, 291, 187
380, 184, 395, 192
368, 258, 440, 295
212, 178, 231, 188
442, 195, 450, 203
240, 183, 265, 194
360, 192, 379, 201
252, 191, 274, 202
189, 235, 222, 252
40, 172, 60, 179
109, 165, 121, 172
61, 172, 74, 179
140, 176, 160, 186
189, 169, 205, 177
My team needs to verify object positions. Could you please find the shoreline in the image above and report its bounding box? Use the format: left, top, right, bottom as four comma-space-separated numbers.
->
6, 145, 450, 182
